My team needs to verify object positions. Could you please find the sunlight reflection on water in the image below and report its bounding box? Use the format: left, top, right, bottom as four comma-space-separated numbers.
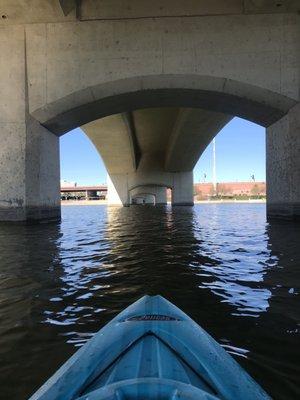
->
0, 204, 299, 399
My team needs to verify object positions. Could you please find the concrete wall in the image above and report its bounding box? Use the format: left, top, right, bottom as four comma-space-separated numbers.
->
2, 1, 299, 25
0, 25, 60, 222
267, 103, 300, 220
27, 12, 298, 133
0, 25, 26, 221
80, 1, 300, 19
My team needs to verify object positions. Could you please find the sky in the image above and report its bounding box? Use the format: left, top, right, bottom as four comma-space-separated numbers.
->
60, 117, 266, 185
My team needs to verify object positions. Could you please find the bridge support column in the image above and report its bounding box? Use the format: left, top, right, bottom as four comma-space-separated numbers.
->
154, 187, 167, 205
107, 174, 130, 206
172, 172, 194, 206
267, 103, 300, 221
0, 25, 60, 223
0, 116, 61, 223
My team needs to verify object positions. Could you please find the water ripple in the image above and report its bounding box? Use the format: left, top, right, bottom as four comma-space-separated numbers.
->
0, 204, 299, 399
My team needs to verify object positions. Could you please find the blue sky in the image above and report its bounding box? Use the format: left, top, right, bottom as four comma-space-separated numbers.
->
60, 117, 265, 185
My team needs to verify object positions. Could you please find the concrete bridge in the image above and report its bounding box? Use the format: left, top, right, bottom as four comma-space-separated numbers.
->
0, 0, 299, 222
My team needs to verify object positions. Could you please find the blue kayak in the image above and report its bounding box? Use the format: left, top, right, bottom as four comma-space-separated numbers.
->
29, 295, 271, 399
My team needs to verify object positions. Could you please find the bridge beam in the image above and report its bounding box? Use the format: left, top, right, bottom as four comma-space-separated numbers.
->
267, 103, 300, 221
165, 109, 232, 172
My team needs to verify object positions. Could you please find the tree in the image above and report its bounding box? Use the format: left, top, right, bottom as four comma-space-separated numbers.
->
218, 184, 232, 197
251, 184, 260, 197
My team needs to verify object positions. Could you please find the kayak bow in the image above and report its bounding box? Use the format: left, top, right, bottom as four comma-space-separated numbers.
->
29, 295, 271, 400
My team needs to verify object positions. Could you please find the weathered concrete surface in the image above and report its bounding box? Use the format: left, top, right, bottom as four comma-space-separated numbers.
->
0, 2, 299, 220
0, 116, 61, 223
25, 12, 299, 133
25, 117, 61, 222
267, 103, 300, 220
0, 119, 61, 223
0, 25, 60, 223
0, 1, 76, 24
1, 0, 299, 25
81, 0, 243, 20
81, 0, 300, 19
82, 113, 139, 174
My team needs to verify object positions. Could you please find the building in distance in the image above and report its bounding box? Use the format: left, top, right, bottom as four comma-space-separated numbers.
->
194, 182, 266, 201
61, 184, 107, 200
61, 181, 266, 202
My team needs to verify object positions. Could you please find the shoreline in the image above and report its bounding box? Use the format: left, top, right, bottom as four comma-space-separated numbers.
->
61, 199, 266, 206
61, 200, 107, 206
195, 199, 265, 204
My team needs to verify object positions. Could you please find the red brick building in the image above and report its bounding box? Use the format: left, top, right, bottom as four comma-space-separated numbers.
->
194, 182, 266, 200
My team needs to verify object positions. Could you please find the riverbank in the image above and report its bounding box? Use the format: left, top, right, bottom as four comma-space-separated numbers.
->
61, 199, 266, 206
61, 200, 107, 205
195, 199, 266, 204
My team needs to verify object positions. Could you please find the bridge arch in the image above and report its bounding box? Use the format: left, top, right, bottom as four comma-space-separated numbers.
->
31, 74, 298, 217
129, 184, 169, 206
32, 74, 296, 135
0, 10, 299, 221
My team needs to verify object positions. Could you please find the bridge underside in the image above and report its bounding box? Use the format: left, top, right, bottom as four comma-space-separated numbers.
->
81, 108, 229, 207
84, 102, 300, 217
0, 1, 299, 222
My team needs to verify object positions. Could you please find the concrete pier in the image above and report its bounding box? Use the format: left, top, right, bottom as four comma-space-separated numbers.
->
0, 1, 299, 222
0, 25, 60, 222
107, 174, 130, 207
0, 115, 61, 223
172, 172, 194, 206
267, 104, 300, 220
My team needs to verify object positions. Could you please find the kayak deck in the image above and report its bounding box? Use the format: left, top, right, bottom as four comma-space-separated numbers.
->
80, 333, 216, 396
29, 295, 271, 400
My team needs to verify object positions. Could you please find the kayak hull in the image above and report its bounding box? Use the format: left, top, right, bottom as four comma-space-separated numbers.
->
29, 295, 271, 400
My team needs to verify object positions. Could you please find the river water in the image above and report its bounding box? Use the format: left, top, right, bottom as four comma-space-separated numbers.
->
0, 204, 299, 399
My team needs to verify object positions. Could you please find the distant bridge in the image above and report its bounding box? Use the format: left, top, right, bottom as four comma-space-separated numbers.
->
61, 185, 107, 200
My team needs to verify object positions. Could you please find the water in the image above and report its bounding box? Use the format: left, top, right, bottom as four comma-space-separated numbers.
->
0, 204, 299, 399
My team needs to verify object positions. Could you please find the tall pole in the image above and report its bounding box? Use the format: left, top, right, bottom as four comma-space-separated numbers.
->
212, 138, 217, 195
